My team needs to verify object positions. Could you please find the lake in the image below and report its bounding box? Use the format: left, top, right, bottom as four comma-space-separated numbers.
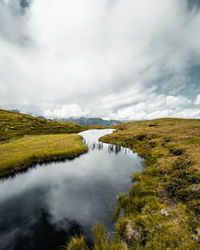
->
0, 129, 144, 250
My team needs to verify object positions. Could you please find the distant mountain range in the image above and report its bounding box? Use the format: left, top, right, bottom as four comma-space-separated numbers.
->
8, 109, 126, 126
55, 117, 123, 126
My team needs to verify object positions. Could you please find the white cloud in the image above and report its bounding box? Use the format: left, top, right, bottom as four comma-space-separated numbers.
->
43, 104, 87, 118
194, 94, 200, 105
0, 0, 200, 119
111, 95, 194, 120
166, 95, 191, 107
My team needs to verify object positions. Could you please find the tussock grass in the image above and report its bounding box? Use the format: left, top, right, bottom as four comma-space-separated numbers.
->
68, 118, 200, 249
68, 236, 89, 250
0, 134, 88, 177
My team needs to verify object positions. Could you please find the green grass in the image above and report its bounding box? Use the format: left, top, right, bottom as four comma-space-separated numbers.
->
86, 125, 106, 130
0, 133, 88, 177
0, 109, 85, 141
0, 109, 89, 177
68, 118, 200, 249
68, 236, 89, 250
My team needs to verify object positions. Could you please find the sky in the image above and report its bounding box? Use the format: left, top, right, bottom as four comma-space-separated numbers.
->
0, 0, 200, 120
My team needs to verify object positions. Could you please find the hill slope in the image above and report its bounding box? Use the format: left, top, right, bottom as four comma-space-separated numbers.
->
0, 109, 88, 177
0, 109, 85, 141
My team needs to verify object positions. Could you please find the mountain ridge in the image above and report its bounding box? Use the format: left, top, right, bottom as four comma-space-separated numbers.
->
54, 117, 125, 126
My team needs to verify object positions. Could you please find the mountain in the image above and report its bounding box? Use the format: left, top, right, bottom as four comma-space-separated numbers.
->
55, 117, 123, 126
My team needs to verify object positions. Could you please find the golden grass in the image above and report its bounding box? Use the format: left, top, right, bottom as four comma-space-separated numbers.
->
0, 109, 86, 141
86, 125, 106, 129
0, 134, 88, 177
101, 118, 200, 175
68, 118, 200, 249
99, 118, 200, 249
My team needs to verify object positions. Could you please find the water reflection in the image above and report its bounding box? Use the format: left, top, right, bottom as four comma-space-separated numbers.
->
86, 142, 132, 155
83, 132, 132, 155
0, 129, 144, 250
84, 141, 104, 151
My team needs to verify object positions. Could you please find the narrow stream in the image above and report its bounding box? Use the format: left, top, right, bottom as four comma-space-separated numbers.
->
0, 129, 144, 250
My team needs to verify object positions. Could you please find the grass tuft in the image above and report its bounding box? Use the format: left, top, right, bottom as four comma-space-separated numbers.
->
68, 235, 89, 250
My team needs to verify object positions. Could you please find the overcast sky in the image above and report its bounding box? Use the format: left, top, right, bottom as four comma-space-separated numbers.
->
0, 0, 200, 120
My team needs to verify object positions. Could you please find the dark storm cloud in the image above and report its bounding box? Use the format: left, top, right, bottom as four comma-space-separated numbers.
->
19, 0, 30, 9
187, 0, 200, 10
0, 0, 32, 46
0, 0, 200, 120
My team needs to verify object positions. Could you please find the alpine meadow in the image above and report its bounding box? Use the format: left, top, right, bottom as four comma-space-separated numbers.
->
0, 0, 200, 249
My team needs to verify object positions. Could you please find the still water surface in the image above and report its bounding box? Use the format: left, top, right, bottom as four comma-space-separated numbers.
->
0, 129, 144, 250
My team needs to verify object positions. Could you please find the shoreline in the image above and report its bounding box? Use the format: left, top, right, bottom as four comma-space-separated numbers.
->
0, 134, 88, 179
68, 118, 200, 249
0, 147, 88, 179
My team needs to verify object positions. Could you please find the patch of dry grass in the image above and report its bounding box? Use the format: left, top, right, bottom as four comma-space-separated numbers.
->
0, 134, 88, 177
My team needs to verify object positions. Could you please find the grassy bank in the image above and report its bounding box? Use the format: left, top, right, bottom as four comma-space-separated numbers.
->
68, 118, 200, 249
0, 109, 89, 177
0, 134, 88, 177
0, 109, 85, 141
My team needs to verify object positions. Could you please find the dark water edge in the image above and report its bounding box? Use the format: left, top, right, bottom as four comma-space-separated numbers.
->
0, 129, 144, 250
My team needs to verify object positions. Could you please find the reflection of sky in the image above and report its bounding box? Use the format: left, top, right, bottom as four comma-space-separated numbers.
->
81, 129, 133, 154
0, 129, 144, 250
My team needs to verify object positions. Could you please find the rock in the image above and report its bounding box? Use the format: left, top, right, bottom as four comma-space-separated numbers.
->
193, 234, 200, 242
161, 208, 169, 216
173, 219, 179, 225
191, 184, 200, 191
157, 224, 162, 229
127, 224, 141, 241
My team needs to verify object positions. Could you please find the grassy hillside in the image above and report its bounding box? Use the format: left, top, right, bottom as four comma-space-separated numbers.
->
0, 109, 85, 141
0, 109, 88, 177
68, 118, 200, 249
